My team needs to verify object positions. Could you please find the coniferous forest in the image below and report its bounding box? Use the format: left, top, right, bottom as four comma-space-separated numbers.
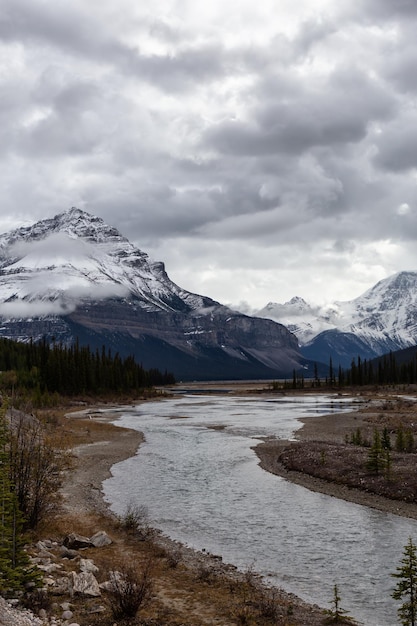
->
0, 336, 175, 402
344, 351, 417, 386
283, 350, 417, 389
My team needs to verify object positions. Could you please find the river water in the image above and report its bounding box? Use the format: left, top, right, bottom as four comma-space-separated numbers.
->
102, 393, 417, 625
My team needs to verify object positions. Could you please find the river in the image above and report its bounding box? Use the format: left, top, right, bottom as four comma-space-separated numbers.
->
102, 393, 417, 625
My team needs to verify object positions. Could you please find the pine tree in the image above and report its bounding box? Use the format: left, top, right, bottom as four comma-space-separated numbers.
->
405, 431, 415, 453
367, 429, 386, 475
324, 583, 356, 624
329, 357, 334, 386
392, 537, 417, 626
397, 427, 406, 452
382, 427, 392, 450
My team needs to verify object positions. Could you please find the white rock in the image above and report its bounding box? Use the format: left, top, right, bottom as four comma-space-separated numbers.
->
71, 571, 101, 597
90, 530, 112, 547
80, 558, 99, 573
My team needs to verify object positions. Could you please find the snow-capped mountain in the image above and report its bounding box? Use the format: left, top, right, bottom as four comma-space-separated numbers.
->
0, 208, 303, 380
256, 272, 417, 367
257, 297, 340, 344
0, 208, 216, 317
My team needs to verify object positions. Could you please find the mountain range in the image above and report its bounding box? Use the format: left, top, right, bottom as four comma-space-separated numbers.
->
0, 208, 303, 381
256, 272, 417, 368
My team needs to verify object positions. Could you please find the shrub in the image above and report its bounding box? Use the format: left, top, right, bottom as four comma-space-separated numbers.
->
23, 588, 51, 613
254, 588, 283, 621
8, 412, 71, 528
119, 502, 152, 540
108, 559, 153, 620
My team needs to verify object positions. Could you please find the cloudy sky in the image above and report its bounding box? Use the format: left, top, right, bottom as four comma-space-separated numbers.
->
1, 0, 417, 311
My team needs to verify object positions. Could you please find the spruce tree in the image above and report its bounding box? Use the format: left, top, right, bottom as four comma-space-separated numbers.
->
367, 429, 386, 475
392, 537, 417, 626
397, 427, 406, 452
382, 427, 392, 450
324, 584, 356, 624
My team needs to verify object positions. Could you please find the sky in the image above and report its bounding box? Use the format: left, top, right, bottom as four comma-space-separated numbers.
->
1, 0, 417, 312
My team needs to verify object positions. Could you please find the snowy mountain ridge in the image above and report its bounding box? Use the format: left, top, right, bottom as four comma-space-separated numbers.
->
257, 297, 341, 344
0, 207, 216, 319
0, 208, 302, 380
256, 272, 417, 366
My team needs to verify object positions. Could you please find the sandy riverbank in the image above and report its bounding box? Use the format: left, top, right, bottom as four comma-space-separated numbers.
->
61, 407, 144, 518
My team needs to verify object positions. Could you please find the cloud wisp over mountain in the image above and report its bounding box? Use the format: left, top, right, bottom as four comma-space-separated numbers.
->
1, 0, 417, 309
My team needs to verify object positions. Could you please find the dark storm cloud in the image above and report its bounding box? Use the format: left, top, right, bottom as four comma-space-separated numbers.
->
19, 82, 103, 158
205, 66, 395, 157
0, 0, 126, 62
1, 0, 417, 307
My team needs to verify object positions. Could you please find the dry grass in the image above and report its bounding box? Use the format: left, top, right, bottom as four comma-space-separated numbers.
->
279, 441, 417, 502
277, 395, 417, 505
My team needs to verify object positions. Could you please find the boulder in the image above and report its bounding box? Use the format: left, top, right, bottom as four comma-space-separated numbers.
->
37, 562, 62, 574
49, 576, 72, 596
71, 571, 101, 597
62, 609, 73, 620
63, 533, 93, 550
60, 545, 79, 559
80, 558, 99, 574
99, 570, 122, 592
90, 530, 112, 547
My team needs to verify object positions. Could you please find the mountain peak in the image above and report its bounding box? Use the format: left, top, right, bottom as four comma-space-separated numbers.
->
257, 270, 417, 367
286, 296, 309, 307
48, 207, 125, 243
373, 270, 417, 294
0, 207, 219, 319
0, 208, 302, 380
2, 208, 129, 250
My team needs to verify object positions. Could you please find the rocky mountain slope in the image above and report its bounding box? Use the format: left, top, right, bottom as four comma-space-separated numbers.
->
256, 272, 417, 368
0, 208, 303, 380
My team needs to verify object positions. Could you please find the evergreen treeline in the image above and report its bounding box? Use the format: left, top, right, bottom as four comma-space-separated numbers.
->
344, 351, 417, 386
0, 337, 175, 397
283, 350, 417, 389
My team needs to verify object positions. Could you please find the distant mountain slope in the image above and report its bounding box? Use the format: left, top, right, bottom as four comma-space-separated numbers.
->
0, 208, 303, 380
256, 272, 417, 368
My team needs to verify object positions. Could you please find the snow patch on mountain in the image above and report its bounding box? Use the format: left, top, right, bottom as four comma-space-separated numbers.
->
256, 271, 417, 356
0, 207, 217, 319
257, 297, 342, 344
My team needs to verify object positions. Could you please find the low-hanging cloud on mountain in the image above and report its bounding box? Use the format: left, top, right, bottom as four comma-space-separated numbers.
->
0, 231, 131, 318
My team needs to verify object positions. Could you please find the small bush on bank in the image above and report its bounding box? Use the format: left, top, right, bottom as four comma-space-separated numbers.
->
108, 559, 154, 620
119, 502, 152, 540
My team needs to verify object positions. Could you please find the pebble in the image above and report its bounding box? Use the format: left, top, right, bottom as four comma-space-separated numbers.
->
62, 609, 73, 620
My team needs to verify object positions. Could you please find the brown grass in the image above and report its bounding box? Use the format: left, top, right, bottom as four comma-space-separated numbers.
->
279, 441, 417, 503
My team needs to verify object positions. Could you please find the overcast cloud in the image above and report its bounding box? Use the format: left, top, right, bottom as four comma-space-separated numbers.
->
1, 0, 417, 310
